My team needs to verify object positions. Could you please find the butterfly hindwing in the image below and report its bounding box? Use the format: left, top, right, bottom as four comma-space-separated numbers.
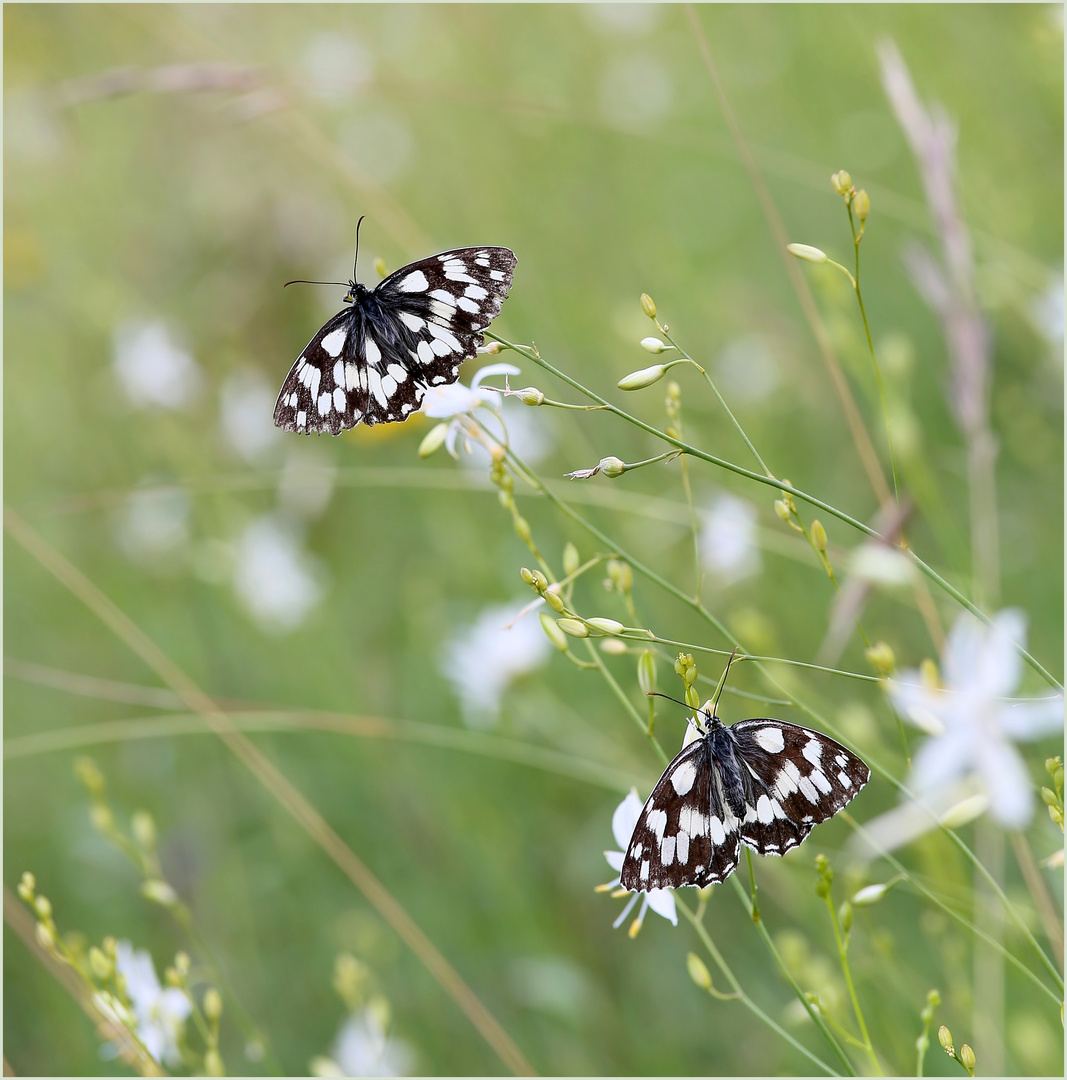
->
275, 245, 517, 434
729, 719, 871, 858
620, 739, 742, 891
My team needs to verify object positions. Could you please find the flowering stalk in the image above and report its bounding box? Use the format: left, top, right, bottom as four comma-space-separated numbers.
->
915, 989, 941, 1077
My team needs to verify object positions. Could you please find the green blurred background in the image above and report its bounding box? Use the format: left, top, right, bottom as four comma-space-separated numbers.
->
4, 4, 1063, 1076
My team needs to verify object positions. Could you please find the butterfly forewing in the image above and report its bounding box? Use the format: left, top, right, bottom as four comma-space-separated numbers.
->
729, 719, 870, 857
274, 245, 516, 434
620, 739, 742, 890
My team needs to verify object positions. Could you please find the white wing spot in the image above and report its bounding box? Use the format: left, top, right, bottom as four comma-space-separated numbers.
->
333, 387, 346, 412
417, 340, 435, 364
475, 257, 490, 268
399, 311, 424, 332
835, 752, 849, 768
490, 269, 506, 281
445, 269, 478, 285
756, 795, 777, 824
429, 300, 454, 321
387, 363, 408, 383
397, 270, 429, 293
676, 831, 690, 865
345, 362, 360, 391
803, 738, 823, 767
810, 769, 832, 795
708, 816, 726, 844
660, 835, 676, 866
364, 335, 382, 367
798, 775, 820, 804
640, 860, 650, 882
367, 368, 387, 408
321, 328, 346, 358
456, 296, 479, 314
381, 374, 398, 398
753, 727, 785, 753
838, 771, 852, 788
296, 410, 307, 429
427, 321, 462, 352
464, 283, 488, 300
670, 760, 697, 796
645, 807, 668, 841
317, 392, 332, 416
332, 359, 344, 385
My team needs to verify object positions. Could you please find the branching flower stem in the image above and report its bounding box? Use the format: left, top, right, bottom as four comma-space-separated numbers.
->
488, 333, 1061, 690
675, 898, 841, 1077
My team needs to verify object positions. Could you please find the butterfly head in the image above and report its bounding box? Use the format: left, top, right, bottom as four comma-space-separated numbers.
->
683, 700, 724, 745
342, 280, 365, 305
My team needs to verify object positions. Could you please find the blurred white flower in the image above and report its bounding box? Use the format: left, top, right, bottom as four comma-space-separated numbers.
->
1030, 272, 1064, 351
888, 609, 1063, 828
602, 790, 677, 932
114, 941, 190, 1066
598, 54, 672, 131
233, 515, 325, 633
277, 445, 336, 520
583, 3, 661, 36
699, 493, 761, 584
715, 335, 780, 405
442, 601, 551, 727
113, 320, 202, 409
323, 1007, 415, 1077
422, 363, 523, 461
301, 34, 374, 99
220, 369, 282, 463
115, 487, 191, 569
458, 399, 550, 472
846, 542, 915, 587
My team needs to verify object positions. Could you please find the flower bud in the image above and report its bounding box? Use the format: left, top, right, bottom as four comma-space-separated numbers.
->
608, 560, 633, 593
89, 946, 112, 980
865, 641, 896, 676
640, 293, 657, 319
810, 519, 827, 555
539, 613, 569, 650
959, 1044, 975, 1073
854, 189, 870, 221
140, 879, 179, 907
204, 988, 223, 1021
165, 966, 182, 987
556, 618, 589, 638
938, 1025, 954, 1053
103, 936, 118, 958
373, 256, 388, 279
637, 650, 656, 696
132, 810, 156, 851
513, 516, 532, 543
939, 793, 988, 829
599, 457, 626, 478
520, 566, 535, 586
618, 364, 666, 390
586, 617, 624, 635
774, 499, 791, 522
543, 586, 565, 613
686, 952, 712, 991
17, 872, 36, 903
35, 895, 53, 920
90, 804, 114, 832
1040, 786, 1058, 807
838, 901, 853, 934
530, 569, 548, 592
786, 243, 828, 264
75, 757, 106, 797
851, 883, 889, 906
562, 542, 580, 577
204, 1048, 224, 1077
35, 922, 56, 951
515, 386, 544, 406
926, 989, 942, 1010
418, 423, 449, 458
640, 337, 670, 354
831, 170, 853, 195
485, 340, 502, 355
685, 684, 700, 709
600, 638, 628, 655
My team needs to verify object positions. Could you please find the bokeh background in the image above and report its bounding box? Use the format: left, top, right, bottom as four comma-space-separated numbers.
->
4, 4, 1063, 1077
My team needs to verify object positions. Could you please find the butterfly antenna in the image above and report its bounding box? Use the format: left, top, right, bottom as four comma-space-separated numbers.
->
710, 648, 743, 718
647, 691, 695, 711
353, 215, 366, 281
283, 279, 350, 289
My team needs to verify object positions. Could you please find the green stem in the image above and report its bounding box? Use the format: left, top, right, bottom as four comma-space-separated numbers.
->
586, 640, 669, 766
676, 899, 841, 1076
824, 892, 881, 1074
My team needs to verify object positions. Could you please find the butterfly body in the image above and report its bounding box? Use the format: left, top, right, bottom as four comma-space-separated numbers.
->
274, 245, 516, 434
620, 702, 870, 891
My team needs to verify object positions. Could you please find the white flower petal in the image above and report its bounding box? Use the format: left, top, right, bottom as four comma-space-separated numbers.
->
422, 383, 481, 418
909, 730, 971, 798
604, 850, 624, 873
998, 695, 1065, 740
611, 791, 644, 850
976, 609, 1027, 698
645, 888, 677, 925
976, 736, 1035, 828
470, 362, 520, 390
887, 676, 948, 735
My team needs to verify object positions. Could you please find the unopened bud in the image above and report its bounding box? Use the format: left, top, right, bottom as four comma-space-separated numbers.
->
543, 585, 565, 613
786, 243, 828, 264
608, 560, 633, 593
686, 952, 712, 991
938, 1025, 954, 1053
586, 617, 624, 635
513, 516, 532, 542
373, 256, 388, 279
520, 567, 535, 586
562, 542, 580, 576
418, 423, 449, 458
35, 922, 56, 951
852, 883, 889, 906
839, 901, 853, 934
174, 950, 190, 975
600, 638, 628, 655
640, 293, 656, 319
1040, 786, 1058, 807
204, 1048, 224, 1077
204, 988, 223, 1021
515, 386, 544, 406
485, 340, 502, 355
865, 641, 896, 676
540, 612, 568, 651
17, 872, 35, 903
89, 946, 112, 980
90, 804, 114, 832
831, 170, 853, 195
926, 989, 942, 1010
556, 618, 589, 639
34, 895, 53, 920
959, 1044, 975, 1073
530, 569, 548, 592
140, 879, 179, 907
618, 364, 666, 390
103, 937, 117, 958
854, 189, 870, 221
599, 457, 626, 478
637, 650, 656, 696
640, 337, 670, 354
811, 519, 827, 554
165, 966, 182, 987
774, 500, 791, 522
131, 811, 156, 851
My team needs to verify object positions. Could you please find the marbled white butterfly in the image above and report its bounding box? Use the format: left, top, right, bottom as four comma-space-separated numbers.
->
275, 222, 516, 434
621, 686, 869, 891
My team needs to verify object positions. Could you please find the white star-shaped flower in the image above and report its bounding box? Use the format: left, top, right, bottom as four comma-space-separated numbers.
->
113, 941, 191, 1066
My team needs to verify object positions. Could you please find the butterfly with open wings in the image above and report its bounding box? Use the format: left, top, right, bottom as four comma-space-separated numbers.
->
621, 682, 870, 891
275, 224, 516, 435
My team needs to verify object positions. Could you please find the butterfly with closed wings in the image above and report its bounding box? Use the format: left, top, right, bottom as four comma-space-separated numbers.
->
621, 658, 870, 891
274, 219, 516, 434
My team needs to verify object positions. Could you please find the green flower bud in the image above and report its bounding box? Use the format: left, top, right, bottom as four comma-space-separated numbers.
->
485, 340, 502, 355
562, 542, 580, 577
959, 1044, 975, 1074
586, 617, 624, 635
204, 1048, 225, 1077
89, 946, 112, 980
686, 952, 712, 991
140, 879, 179, 907
204, 988, 223, 1021
1040, 786, 1059, 807
865, 641, 896, 676
786, 243, 828, 264
34, 895, 53, 920
175, 950, 190, 975
854, 189, 870, 221
637, 650, 656, 696
539, 612, 569, 651
618, 364, 667, 390
531, 569, 548, 592
543, 586, 565, 613
599, 457, 626, 478
926, 989, 942, 1009
520, 567, 535, 587
600, 638, 628, 655
17, 872, 36, 903
831, 170, 853, 195
811, 519, 828, 554
373, 256, 388, 279
132, 810, 156, 851
74, 757, 106, 797
851, 883, 889, 906
607, 560, 633, 593
515, 386, 544, 406
90, 804, 114, 832
418, 423, 449, 458
774, 499, 791, 522
640, 337, 670, 354
165, 966, 182, 987
35, 922, 56, 951
556, 618, 589, 638
513, 516, 532, 543
103, 936, 117, 958
938, 1025, 954, 1053
839, 901, 853, 934
640, 293, 656, 319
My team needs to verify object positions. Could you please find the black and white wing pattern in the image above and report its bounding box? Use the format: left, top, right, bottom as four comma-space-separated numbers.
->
274, 246, 516, 434
620, 707, 869, 892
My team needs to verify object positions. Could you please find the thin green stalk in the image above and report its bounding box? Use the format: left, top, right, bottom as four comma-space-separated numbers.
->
490, 334, 1062, 689
676, 899, 841, 1077
586, 641, 669, 767
679, 454, 703, 601
728, 876, 856, 1075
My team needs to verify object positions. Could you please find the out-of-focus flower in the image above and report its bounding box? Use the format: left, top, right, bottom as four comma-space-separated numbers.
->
113, 320, 202, 409
115, 487, 191, 570
699, 493, 761, 584
220, 369, 282, 463
583, 3, 661, 36
232, 515, 325, 633
300, 34, 373, 99
1030, 272, 1064, 352
602, 790, 677, 932
715, 335, 780, 405
442, 602, 551, 728
422, 362, 519, 420
114, 941, 191, 1067
888, 609, 1063, 829
277, 445, 336, 520
314, 1007, 415, 1078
